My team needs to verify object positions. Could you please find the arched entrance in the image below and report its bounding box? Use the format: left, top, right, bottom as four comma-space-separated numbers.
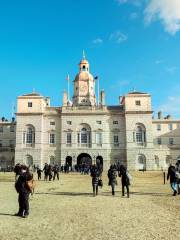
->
136, 154, 146, 171
66, 156, 72, 167
96, 156, 103, 170
77, 153, 92, 167
26, 155, 33, 167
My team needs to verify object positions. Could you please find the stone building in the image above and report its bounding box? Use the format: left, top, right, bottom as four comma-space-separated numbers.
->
0, 118, 16, 170
12, 55, 180, 170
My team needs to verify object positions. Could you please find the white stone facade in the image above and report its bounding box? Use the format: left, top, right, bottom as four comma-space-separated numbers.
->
10, 57, 180, 170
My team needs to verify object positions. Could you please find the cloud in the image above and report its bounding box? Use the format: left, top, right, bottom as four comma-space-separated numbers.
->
166, 66, 179, 74
110, 80, 130, 89
115, 0, 142, 7
155, 60, 163, 64
158, 96, 180, 117
130, 12, 139, 20
109, 31, 128, 43
92, 38, 103, 44
144, 0, 180, 35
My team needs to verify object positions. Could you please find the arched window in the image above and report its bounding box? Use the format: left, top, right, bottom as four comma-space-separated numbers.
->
23, 125, 35, 145
26, 155, 33, 166
134, 124, 146, 144
77, 124, 91, 147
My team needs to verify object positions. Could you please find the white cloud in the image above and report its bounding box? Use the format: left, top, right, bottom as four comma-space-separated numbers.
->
92, 38, 103, 44
130, 12, 139, 20
158, 96, 180, 117
115, 0, 142, 7
144, 0, 180, 35
109, 31, 128, 43
166, 66, 179, 74
155, 60, 163, 64
116, 0, 128, 4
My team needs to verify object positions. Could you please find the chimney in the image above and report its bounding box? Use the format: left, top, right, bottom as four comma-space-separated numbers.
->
158, 111, 162, 119
63, 91, 68, 106
100, 90, 105, 106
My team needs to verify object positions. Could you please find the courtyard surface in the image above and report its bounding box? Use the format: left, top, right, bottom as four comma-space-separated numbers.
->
0, 171, 179, 240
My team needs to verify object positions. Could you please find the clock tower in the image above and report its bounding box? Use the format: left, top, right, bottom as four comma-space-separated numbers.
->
72, 54, 96, 106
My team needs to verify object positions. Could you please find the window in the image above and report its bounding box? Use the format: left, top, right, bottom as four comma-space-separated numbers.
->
10, 125, 14, 132
96, 133, 102, 145
135, 125, 146, 144
113, 121, 118, 125
67, 133, 72, 144
157, 138, 162, 145
114, 135, 119, 146
50, 121, 55, 126
26, 128, 34, 144
168, 123, 173, 131
135, 100, 141, 106
28, 102, 32, 108
81, 128, 88, 144
67, 121, 72, 125
0, 140, 2, 147
49, 133, 55, 145
169, 138, 174, 145
0, 126, 3, 133
9, 140, 14, 147
157, 124, 161, 131
96, 121, 102, 124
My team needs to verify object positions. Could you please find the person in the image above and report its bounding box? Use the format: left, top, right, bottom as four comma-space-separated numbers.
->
167, 164, 177, 196
48, 164, 53, 181
14, 165, 33, 218
175, 161, 180, 194
14, 163, 21, 181
53, 164, 60, 180
37, 167, 42, 180
90, 165, 101, 197
43, 163, 49, 181
108, 165, 117, 196
118, 164, 130, 198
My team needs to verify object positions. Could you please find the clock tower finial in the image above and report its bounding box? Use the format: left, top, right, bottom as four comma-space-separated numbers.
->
82, 50, 86, 60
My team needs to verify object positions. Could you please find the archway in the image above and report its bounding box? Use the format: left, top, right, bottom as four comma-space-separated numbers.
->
77, 153, 92, 167
50, 156, 55, 165
66, 156, 72, 167
0, 156, 6, 170
26, 155, 33, 167
136, 154, 146, 171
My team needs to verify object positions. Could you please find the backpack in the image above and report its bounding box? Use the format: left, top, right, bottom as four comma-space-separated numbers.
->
25, 179, 36, 193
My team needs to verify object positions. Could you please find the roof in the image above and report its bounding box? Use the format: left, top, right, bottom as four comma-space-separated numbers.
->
128, 91, 147, 95
22, 92, 41, 97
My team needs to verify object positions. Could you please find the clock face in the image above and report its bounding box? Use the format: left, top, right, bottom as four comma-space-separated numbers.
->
79, 82, 88, 93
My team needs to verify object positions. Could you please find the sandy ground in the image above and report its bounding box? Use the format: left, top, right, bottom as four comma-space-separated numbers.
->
0, 171, 180, 240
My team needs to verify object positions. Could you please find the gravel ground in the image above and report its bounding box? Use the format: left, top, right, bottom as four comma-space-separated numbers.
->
0, 171, 179, 240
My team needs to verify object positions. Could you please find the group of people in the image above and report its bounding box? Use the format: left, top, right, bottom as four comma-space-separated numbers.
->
167, 160, 180, 196
90, 164, 130, 197
42, 163, 60, 181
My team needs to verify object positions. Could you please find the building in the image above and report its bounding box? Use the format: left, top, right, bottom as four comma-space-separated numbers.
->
0, 118, 16, 170
1, 55, 180, 171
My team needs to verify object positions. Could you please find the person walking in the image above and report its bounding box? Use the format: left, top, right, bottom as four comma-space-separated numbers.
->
108, 165, 117, 196
53, 164, 60, 181
37, 167, 42, 180
167, 164, 177, 196
14, 165, 33, 218
43, 163, 49, 181
90, 165, 101, 197
175, 161, 180, 194
118, 164, 130, 198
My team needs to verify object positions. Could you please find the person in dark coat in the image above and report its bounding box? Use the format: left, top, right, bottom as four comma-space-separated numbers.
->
53, 164, 60, 180
167, 164, 177, 196
48, 164, 53, 181
90, 165, 101, 197
108, 165, 117, 196
118, 164, 130, 198
37, 167, 42, 180
14, 163, 21, 181
175, 161, 180, 194
43, 163, 49, 181
14, 165, 33, 218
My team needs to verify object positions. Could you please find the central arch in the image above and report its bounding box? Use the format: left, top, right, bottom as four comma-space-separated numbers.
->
77, 153, 92, 167
136, 154, 146, 171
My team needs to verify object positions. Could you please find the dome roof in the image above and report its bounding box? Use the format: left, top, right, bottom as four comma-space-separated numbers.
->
74, 71, 94, 82
79, 59, 89, 65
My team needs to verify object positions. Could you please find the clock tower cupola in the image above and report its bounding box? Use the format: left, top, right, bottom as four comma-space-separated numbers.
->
73, 53, 96, 106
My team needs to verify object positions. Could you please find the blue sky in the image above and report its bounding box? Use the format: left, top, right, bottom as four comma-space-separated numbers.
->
0, 0, 180, 119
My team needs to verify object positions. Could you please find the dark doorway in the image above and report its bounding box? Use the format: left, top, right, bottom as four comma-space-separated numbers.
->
66, 156, 72, 167
77, 153, 92, 166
